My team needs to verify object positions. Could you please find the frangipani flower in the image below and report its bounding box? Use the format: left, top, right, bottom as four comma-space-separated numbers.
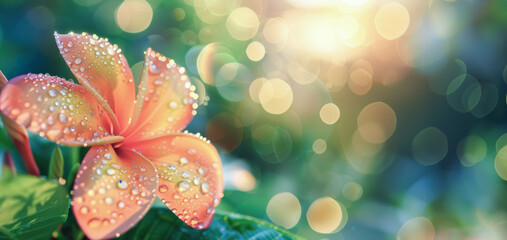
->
0, 32, 223, 239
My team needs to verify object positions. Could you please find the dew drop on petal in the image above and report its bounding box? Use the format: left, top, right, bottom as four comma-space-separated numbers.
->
131, 188, 139, 195
117, 201, 125, 209
179, 157, 189, 165
178, 181, 190, 192
74, 58, 82, 65
159, 185, 168, 193
104, 197, 114, 205
59, 113, 68, 123
48, 89, 58, 97
80, 206, 89, 214
201, 183, 210, 194
169, 101, 178, 109
106, 168, 115, 175
117, 180, 128, 189
104, 153, 112, 160
88, 218, 101, 228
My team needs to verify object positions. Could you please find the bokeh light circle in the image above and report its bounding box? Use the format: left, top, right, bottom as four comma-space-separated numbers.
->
259, 78, 294, 115
115, 0, 153, 33
226, 7, 259, 41
266, 192, 301, 229
412, 127, 448, 166
320, 103, 340, 125
307, 197, 346, 233
342, 182, 363, 201
312, 139, 327, 154
494, 146, 507, 181
357, 102, 397, 143
397, 217, 436, 240
457, 135, 487, 167
246, 41, 265, 62
374, 2, 410, 40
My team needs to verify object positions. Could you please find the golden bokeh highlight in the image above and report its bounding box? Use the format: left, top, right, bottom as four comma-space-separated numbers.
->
337, 16, 359, 41
494, 146, 507, 181
374, 2, 410, 40
258, 78, 293, 115
226, 7, 260, 41
457, 135, 487, 167
412, 127, 448, 166
307, 197, 344, 234
320, 103, 341, 125
266, 192, 301, 229
115, 0, 153, 33
313, 139, 327, 154
263, 17, 289, 45
246, 41, 265, 62
231, 169, 256, 191
357, 102, 397, 144
194, 0, 241, 24
342, 182, 363, 201
397, 217, 436, 240
196, 43, 217, 85
349, 68, 373, 95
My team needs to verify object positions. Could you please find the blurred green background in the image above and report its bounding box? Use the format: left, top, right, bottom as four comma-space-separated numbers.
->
0, 0, 507, 239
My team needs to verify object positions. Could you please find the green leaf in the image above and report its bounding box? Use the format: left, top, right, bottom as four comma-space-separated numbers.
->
120, 207, 303, 240
0, 174, 69, 240
48, 146, 64, 180
66, 163, 80, 191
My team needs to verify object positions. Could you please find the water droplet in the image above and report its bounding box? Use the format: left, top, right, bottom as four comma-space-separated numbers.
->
117, 180, 128, 189
182, 172, 190, 178
80, 206, 89, 214
49, 106, 55, 112
11, 108, 20, 116
201, 183, 210, 194
150, 64, 160, 74
59, 113, 68, 123
117, 201, 125, 209
107, 48, 115, 55
198, 167, 206, 176
191, 217, 199, 225
48, 89, 58, 97
98, 188, 107, 194
193, 178, 201, 185
178, 181, 190, 192
106, 168, 115, 175
88, 218, 101, 228
60, 89, 67, 96
154, 79, 163, 86
214, 198, 220, 207
96, 169, 102, 175
74, 58, 82, 64
104, 153, 112, 159
136, 200, 142, 205
131, 188, 139, 195
169, 101, 178, 109
198, 222, 205, 229
159, 185, 168, 193
188, 149, 196, 155
179, 157, 189, 165
104, 197, 114, 205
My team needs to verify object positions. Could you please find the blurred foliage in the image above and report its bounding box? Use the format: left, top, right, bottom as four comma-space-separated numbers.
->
0, 0, 506, 239
0, 171, 69, 240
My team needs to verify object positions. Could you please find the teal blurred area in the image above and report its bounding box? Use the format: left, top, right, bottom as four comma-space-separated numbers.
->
1, 0, 507, 239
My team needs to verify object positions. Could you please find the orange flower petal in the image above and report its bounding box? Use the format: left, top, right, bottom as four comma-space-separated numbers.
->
0, 74, 120, 146
123, 48, 197, 142
120, 132, 223, 229
72, 145, 158, 239
55, 32, 136, 133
